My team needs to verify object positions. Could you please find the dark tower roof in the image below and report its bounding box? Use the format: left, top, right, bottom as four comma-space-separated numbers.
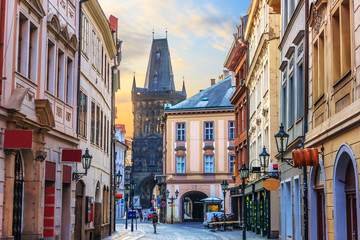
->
144, 38, 175, 91
181, 80, 187, 97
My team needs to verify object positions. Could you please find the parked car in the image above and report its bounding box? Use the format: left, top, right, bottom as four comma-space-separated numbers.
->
203, 212, 223, 228
147, 211, 154, 220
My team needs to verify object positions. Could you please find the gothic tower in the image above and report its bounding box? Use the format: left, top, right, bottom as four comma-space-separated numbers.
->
132, 36, 186, 208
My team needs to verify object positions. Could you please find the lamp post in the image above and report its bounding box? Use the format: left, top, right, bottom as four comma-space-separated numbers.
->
115, 171, 122, 221
124, 184, 129, 229
130, 180, 136, 232
220, 180, 229, 231
239, 163, 249, 240
274, 123, 308, 240
73, 148, 92, 181
166, 189, 179, 224
115, 171, 122, 187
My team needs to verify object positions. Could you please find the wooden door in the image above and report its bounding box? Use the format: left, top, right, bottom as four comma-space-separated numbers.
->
75, 196, 83, 240
317, 190, 326, 240
94, 202, 102, 240
346, 192, 358, 240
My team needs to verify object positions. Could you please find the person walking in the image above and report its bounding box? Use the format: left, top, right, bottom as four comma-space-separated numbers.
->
140, 210, 143, 222
152, 212, 158, 233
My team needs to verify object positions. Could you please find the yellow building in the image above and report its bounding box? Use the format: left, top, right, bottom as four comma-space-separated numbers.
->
163, 77, 235, 223
306, 0, 360, 239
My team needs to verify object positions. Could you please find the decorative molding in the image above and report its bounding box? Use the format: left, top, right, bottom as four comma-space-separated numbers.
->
35, 150, 47, 162
66, 112, 71, 122
35, 99, 55, 127
56, 106, 62, 118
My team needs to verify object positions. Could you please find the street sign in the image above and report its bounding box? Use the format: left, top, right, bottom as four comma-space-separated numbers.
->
161, 201, 166, 207
169, 203, 174, 207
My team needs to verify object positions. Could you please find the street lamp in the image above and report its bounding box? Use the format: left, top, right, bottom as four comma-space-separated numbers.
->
239, 163, 249, 240
73, 148, 92, 181
250, 146, 278, 178
166, 189, 179, 224
124, 184, 130, 229
220, 180, 229, 230
115, 171, 122, 187
259, 146, 270, 168
130, 180, 136, 232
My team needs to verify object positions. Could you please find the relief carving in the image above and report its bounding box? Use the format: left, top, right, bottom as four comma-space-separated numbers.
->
56, 106, 62, 118
66, 112, 71, 121
313, 7, 323, 35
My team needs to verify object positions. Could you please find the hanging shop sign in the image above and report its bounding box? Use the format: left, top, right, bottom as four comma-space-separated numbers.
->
61, 149, 82, 162
263, 178, 280, 191
3, 129, 33, 149
292, 148, 319, 167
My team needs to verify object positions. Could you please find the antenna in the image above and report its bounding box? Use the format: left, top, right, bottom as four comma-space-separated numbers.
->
152, 28, 154, 39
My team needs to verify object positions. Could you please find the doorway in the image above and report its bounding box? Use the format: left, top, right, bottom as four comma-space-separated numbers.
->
75, 181, 85, 240
12, 151, 23, 240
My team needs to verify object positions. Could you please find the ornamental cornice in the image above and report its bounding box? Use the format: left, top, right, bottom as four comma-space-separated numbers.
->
85, 0, 117, 59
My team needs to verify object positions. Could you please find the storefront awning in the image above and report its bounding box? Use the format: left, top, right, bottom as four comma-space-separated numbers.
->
61, 149, 82, 162
201, 197, 223, 204
3, 129, 32, 149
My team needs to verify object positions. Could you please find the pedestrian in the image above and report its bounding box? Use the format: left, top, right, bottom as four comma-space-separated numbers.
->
152, 212, 158, 233
140, 210, 143, 222
144, 212, 148, 221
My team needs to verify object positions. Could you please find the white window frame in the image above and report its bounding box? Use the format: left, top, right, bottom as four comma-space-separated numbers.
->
204, 155, 214, 173
176, 156, 186, 173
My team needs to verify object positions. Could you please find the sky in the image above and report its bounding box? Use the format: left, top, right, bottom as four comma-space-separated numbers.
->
98, 0, 251, 138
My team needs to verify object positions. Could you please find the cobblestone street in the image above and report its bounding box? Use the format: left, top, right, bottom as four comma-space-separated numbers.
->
106, 220, 273, 240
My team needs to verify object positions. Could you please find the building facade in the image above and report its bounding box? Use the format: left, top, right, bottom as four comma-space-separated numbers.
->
268, 0, 307, 239
131, 36, 186, 208
244, 0, 281, 238
305, 0, 360, 239
163, 77, 235, 223
115, 124, 128, 220
0, 0, 80, 239
75, 1, 118, 239
224, 15, 248, 222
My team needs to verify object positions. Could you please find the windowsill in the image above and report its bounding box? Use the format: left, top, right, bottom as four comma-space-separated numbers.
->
333, 69, 352, 92
295, 117, 303, 125
313, 93, 325, 108
204, 139, 214, 141
79, 135, 87, 142
287, 124, 294, 132
15, 71, 38, 88
81, 51, 89, 61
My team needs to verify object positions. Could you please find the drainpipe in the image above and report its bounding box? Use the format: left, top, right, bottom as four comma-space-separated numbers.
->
0, 0, 6, 95
111, 40, 122, 235
76, 0, 89, 137
303, 0, 310, 239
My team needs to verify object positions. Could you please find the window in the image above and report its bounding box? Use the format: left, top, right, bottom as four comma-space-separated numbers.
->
107, 119, 110, 153
264, 62, 268, 95
79, 91, 87, 138
96, 105, 100, 145
264, 127, 269, 151
100, 110, 103, 148
17, 14, 27, 74
257, 79, 261, 107
57, 49, 65, 100
66, 58, 73, 104
229, 121, 235, 140
81, 14, 89, 55
297, 62, 304, 119
92, 31, 96, 65
90, 101, 95, 143
176, 156, 185, 173
28, 23, 38, 82
242, 107, 245, 131
283, 0, 288, 30
288, 74, 294, 126
313, 31, 325, 101
104, 116, 107, 153
229, 155, 235, 174
176, 123, 186, 141
47, 40, 55, 93
204, 122, 214, 140
204, 155, 214, 173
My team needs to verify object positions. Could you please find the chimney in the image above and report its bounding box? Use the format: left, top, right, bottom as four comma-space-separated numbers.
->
211, 79, 216, 86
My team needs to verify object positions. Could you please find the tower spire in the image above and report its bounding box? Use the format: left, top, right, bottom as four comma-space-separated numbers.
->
152, 28, 154, 39
166, 27, 168, 39
132, 72, 137, 92
182, 76, 187, 97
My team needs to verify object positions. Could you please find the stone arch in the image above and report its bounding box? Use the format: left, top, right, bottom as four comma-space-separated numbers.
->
333, 143, 360, 239
180, 191, 208, 222
95, 181, 101, 202
137, 175, 156, 208
60, 26, 70, 42
69, 34, 78, 51
309, 156, 328, 240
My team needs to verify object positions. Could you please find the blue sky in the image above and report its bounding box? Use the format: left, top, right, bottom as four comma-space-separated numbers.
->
98, 0, 251, 136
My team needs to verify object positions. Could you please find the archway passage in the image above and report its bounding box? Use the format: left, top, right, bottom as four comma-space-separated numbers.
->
181, 191, 208, 222
138, 177, 156, 208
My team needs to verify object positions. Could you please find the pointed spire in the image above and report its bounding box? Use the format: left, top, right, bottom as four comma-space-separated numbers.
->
182, 76, 187, 97
152, 28, 154, 39
166, 27, 168, 39
132, 72, 137, 92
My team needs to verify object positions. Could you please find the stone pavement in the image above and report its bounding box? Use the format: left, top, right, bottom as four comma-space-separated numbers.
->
105, 220, 275, 240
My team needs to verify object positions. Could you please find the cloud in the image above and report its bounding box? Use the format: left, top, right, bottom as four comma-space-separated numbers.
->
172, 58, 188, 69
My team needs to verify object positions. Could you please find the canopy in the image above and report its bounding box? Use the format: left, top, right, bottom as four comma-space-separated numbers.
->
200, 197, 223, 204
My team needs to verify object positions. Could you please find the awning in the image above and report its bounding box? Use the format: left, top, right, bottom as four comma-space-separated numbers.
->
200, 197, 223, 204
